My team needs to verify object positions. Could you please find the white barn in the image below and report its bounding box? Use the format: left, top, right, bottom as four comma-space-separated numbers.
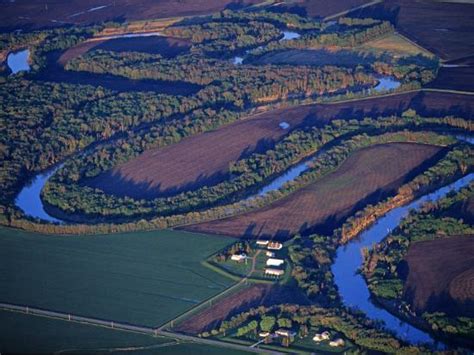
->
266, 258, 284, 267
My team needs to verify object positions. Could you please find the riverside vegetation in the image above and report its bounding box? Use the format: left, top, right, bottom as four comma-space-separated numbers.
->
2, 3, 474, 354
361, 184, 474, 344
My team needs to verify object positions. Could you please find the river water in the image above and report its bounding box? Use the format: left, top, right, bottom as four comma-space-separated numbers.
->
332, 173, 474, 347
13, 128, 473, 347
15, 166, 63, 224
281, 31, 300, 41
7, 49, 30, 74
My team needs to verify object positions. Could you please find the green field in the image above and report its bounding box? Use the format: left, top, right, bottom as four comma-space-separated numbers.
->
0, 227, 236, 327
0, 310, 253, 354
0, 310, 170, 354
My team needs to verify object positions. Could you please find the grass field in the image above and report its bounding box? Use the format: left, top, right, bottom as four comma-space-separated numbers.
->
0, 310, 170, 354
359, 33, 434, 58
0, 310, 253, 354
187, 143, 442, 239
0, 227, 236, 327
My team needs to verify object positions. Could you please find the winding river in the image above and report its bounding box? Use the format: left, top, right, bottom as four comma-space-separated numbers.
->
13, 100, 472, 348
332, 173, 474, 347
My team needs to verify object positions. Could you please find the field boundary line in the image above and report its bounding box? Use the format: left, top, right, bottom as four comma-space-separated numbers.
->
323, 0, 383, 21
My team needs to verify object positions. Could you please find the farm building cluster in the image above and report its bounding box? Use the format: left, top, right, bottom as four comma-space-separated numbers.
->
313, 330, 345, 347
256, 240, 285, 278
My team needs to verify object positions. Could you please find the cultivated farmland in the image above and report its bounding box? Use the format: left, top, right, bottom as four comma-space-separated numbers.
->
59, 36, 191, 65
403, 235, 474, 317
0, 310, 170, 354
350, 0, 474, 61
86, 91, 473, 200
277, 0, 373, 18
186, 143, 443, 239
175, 283, 308, 334
0, 227, 235, 327
0, 0, 264, 31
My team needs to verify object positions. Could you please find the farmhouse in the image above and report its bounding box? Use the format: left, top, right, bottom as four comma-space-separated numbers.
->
256, 240, 269, 246
265, 268, 284, 276
230, 253, 247, 262
329, 338, 345, 347
266, 258, 284, 267
267, 242, 283, 250
313, 331, 330, 342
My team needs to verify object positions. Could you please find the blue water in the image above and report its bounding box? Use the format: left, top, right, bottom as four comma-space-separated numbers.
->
15, 166, 63, 223
279, 121, 290, 129
371, 77, 401, 93
332, 173, 474, 347
281, 31, 301, 41
7, 49, 30, 74
233, 56, 244, 65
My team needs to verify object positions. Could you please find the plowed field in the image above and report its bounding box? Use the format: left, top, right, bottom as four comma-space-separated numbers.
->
86, 91, 472, 199
403, 235, 474, 317
186, 143, 442, 239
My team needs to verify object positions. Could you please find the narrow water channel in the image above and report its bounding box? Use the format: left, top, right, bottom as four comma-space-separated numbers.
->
332, 173, 474, 347
15, 166, 63, 224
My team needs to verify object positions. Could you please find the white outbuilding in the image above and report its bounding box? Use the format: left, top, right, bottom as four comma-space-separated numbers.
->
266, 258, 284, 267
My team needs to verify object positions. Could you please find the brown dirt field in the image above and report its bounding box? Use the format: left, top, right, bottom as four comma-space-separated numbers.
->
37, 51, 201, 95
59, 36, 191, 66
428, 66, 474, 93
276, 0, 373, 18
175, 284, 271, 334
86, 91, 473, 199
1, 0, 263, 31
185, 143, 443, 239
252, 49, 374, 67
174, 283, 308, 334
403, 235, 474, 317
350, 0, 474, 61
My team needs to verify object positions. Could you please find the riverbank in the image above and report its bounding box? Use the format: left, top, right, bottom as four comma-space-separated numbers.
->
333, 173, 474, 347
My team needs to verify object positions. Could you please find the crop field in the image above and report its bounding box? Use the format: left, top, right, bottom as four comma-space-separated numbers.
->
251, 49, 375, 67
85, 91, 473, 200
38, 51, 201, 96
59, 36, 191, 65
85, 104, 321, 199
186, 143, 442, 239
0, 227, 236, 327
0, 0, 263, 31
277, 0, 373, 18
403, 235, 474, 317
350, 0, 474, 61
0, 310, 170, 354
427, 66, 474, 92
175, 283, 307, 334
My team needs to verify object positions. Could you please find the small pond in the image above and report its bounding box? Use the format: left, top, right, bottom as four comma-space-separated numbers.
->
371, 76, 401, 93
281, 31, 301, 41
7, 49, 30, 74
